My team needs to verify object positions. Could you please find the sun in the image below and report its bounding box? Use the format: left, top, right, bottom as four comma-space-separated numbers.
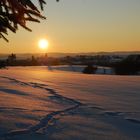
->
38, 39, 49, 50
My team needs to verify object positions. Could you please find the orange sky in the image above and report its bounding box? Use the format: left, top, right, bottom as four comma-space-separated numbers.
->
0, 0, 140, 53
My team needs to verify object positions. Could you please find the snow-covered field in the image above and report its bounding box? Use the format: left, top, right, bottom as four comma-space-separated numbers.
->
48, 65, 114, 74
0, 66, 140, 140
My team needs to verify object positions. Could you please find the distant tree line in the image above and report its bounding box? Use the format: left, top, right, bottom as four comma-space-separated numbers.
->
0, 54, 140, 75
0, 53, 61, 67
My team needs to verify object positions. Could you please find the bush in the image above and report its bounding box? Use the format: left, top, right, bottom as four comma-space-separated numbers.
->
83, 65, 97, 74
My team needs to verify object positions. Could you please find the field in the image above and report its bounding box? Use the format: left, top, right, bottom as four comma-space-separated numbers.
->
0, 66, 140, 140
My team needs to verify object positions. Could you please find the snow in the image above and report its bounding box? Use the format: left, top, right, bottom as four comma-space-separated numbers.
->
0, 66, 140, 140
47, 65, 114, 74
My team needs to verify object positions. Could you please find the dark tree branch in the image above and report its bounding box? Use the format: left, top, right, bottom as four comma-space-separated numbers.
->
0, 0, 59, 42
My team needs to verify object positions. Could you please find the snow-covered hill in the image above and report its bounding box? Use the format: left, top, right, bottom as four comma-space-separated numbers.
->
0, 66, 140, 140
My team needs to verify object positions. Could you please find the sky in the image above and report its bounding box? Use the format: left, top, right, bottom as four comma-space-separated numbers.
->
0, 0, 140, 53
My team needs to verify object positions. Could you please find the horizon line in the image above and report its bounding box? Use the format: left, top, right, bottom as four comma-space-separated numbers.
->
0, 50, 140, 55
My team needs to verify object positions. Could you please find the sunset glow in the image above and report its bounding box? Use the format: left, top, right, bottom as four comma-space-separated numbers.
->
38, 39, 49, 50
0, 0, 140, 53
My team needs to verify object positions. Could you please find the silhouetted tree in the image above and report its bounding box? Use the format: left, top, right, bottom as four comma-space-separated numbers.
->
0, 60, 6, 68
31, 55, 38, 65
7, 53, 16, 65
114, 55, 140, 75
0, 0, 59, 42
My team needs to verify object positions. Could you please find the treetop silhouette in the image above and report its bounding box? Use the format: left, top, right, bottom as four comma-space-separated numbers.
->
0, 0, 59, 42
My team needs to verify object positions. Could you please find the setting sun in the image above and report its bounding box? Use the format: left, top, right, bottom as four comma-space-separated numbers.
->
38, 39, 49, 50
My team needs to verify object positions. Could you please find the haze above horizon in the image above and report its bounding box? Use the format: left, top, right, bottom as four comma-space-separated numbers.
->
0, 0, 140, 53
